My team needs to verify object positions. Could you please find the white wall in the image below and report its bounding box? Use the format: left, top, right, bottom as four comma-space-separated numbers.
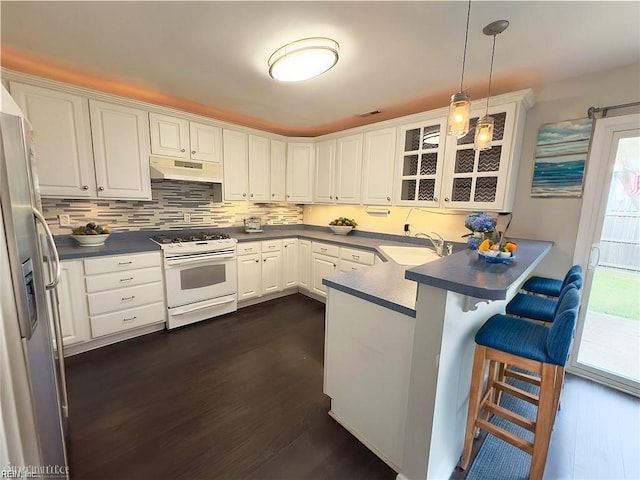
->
305, 63, 640, 279
508, 62, 640, 279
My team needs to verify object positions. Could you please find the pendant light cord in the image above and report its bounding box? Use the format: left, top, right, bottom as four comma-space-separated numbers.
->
459, 0, 472, 92
485, 33, 497, 116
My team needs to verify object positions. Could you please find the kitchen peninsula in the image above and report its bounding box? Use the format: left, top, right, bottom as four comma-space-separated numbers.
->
322, 240, 552, 480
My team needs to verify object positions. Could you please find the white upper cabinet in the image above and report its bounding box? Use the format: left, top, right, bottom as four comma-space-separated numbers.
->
150, 113, 221, 163
314, 139, 336, 203
335, 134, 363, 204
362, 127, 396, 205
248, 135, 271, 202
270, 140, 287, 202
286, 143, 314, 203
9, 82, 95, 198
89, 100, 151, 200
440, 102, 519, 211
223, 129, 249, 201
189, 121, 222, 163
395, 117, 448, 207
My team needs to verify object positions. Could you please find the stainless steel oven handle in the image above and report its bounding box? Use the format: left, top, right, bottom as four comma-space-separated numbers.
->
170, 296, 236, 316
33, 207, 61, 290
165, 253, 236, 268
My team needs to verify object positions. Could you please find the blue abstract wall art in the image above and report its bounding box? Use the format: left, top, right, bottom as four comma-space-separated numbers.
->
531, 118, 593, 197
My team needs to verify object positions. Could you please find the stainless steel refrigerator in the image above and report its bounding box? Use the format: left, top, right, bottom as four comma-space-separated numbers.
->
0, 107, 68, 474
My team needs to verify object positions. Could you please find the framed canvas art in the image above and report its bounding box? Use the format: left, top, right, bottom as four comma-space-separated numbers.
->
531, 118, 593, 197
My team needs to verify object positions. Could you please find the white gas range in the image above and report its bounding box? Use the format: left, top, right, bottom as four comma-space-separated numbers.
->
151, 232, 238, 329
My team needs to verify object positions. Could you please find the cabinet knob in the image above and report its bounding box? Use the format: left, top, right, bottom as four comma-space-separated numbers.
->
336, 196, 339, 200
434, 197, 438, 202
286, 195, 290, 198
82, 185, 89, 190
180, 148, 186, 153
191, 150, 196, 154
329, 196, 333, 199
386, 196, 391, 201
263, 258, 266, 262
272, 193, 275, 197
243, 193, 247, 197
445, 197, 450, 202
255, 259, 259, 263
250, 194, 254, 198
98, 186, 105, 191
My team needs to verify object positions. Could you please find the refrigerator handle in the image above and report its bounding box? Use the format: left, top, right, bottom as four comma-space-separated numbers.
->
33, 207, 61, 290
48, 286, 69, 419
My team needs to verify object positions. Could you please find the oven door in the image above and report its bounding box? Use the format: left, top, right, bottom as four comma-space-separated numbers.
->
164, 251, 237, 308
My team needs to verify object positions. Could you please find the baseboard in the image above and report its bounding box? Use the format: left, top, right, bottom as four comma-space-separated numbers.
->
63, 322, 165, 357
298, 289, 326, 304
395, 474, 410, 480
238, 288, 298, 308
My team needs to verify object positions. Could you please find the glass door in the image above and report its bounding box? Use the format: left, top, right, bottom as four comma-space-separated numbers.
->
570, 113, 640, 396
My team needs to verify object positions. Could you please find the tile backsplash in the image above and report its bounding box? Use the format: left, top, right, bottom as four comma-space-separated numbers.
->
42, 180, 303, 235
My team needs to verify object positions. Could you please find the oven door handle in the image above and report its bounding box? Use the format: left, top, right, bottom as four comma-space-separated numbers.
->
170, 296, 236, 316
165, 253, 236, 268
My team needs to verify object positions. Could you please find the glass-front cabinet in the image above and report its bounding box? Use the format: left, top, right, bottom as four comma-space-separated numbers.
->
395, 117, 447, 206
440, 102, 517, 211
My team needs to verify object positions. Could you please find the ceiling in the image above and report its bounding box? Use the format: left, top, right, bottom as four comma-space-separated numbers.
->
1, 1, 639, 136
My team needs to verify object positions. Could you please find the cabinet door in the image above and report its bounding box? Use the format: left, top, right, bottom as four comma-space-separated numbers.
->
189, 121, 222, 163
262, 250, 283, 295
312, 254, 337, 298
248, 135, 271, 202
286, 143, 314, 203
362, 127, 396, 205
223, 129, 249, 201
314, 139, 336, 203
149, 113, 189, 158
89, 100, 151, 200
298, 240, 311, 290
270, 140, 287, 202
396, 118, 447, 206
57, 261, 89, 346
441, 103, 516, 211
9, 82, 95, 198
237, 253, 261, 300
282, 239, 299, 288
335, 134, 363, 204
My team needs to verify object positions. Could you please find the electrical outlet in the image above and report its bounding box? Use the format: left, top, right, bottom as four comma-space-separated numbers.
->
58, 214, 71, 226
183, 213, 191, 223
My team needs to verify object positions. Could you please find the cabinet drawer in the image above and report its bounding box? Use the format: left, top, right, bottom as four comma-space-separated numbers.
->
339, 259, 371, 273
90, 301, 165, 338
85, 266, 162, 293
237, 242, 262, 256
84, 252, 161, 275
87, 282, 164, 316
340, 247, 375, 266
262, 239, 282, 252
312, 242, 339, 258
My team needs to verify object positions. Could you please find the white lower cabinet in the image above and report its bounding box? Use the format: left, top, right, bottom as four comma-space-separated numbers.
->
56, 260, 90, 346
237, 240, 295, 302
262, 249, 282, 295
237, 251, 262, 301
298, 240, 311, 291
282, 239, 299, 289
84, 252, 165, 338
311, 242, 339, 298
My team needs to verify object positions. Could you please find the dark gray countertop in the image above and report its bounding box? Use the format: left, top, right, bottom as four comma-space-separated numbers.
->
404, 239, 553, 300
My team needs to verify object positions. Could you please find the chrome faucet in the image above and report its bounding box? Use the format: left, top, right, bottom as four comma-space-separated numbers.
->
415, 231, 447, 257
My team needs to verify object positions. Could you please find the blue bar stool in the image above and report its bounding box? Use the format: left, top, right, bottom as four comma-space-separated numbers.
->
507, 270, 582, 323
460, 287, 581, 480
521, 265, 583, 298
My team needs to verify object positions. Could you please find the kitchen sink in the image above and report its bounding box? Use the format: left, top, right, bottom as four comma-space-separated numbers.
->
379, 245, 441, 266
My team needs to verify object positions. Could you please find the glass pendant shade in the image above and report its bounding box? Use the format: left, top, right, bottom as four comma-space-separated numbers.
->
474, 115, 494, 151
448, 91, 471, 138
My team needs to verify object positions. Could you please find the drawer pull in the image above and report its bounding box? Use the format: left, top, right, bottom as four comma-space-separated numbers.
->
118, 261, 132, 266
320, 248, 327, 252
119, 277, 134, 283
121, 295, 135, 301
352, 255, 360, 260
268, 245, 275, 249
123, 316, 137, 322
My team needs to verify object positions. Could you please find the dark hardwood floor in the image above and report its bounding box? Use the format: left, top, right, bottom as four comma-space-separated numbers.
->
65, 294, 397, 480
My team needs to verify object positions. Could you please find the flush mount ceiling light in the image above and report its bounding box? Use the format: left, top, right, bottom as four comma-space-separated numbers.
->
268, 37, 339, 82
474, 20, 509, 151
448, 0, 472, 138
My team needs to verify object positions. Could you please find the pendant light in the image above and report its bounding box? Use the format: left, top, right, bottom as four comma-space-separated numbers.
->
474, 20, 509, 151
447, 0, 472, 138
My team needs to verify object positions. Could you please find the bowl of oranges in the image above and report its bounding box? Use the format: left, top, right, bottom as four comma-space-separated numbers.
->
478, 239, 517, 264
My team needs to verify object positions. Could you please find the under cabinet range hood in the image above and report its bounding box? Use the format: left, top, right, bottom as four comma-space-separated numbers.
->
149, 155, 223, 183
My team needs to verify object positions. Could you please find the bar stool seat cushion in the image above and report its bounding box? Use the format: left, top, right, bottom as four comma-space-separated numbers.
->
475, 314, 551, 364
521, 276, 563, 297
506, 293, 557, 323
